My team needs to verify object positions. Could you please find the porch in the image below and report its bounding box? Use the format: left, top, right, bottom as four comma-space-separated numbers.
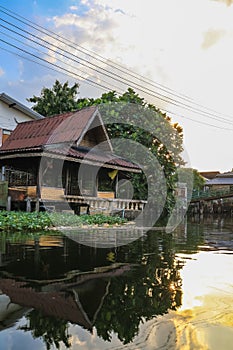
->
4, 187, 146, 218
1, 165, 146, 217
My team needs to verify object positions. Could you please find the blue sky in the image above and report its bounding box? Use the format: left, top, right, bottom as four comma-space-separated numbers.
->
1, 0, 233, 172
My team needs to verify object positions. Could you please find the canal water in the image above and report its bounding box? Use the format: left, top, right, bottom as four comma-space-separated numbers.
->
0, 216, 233, 349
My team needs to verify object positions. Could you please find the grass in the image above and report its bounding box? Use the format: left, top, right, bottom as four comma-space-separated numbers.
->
0, 211, 127, 232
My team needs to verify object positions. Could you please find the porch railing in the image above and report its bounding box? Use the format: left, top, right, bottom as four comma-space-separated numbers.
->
63, 195, 147, 213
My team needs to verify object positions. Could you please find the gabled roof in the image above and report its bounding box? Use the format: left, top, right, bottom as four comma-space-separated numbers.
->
0, 93, 44, 120
0, 106, 111, 151
0, 106, 141, 172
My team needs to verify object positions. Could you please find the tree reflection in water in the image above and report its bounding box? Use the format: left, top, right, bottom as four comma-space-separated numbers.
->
17, 231, 185, 348
95, 232, 184, 344
20, 309, 71, 349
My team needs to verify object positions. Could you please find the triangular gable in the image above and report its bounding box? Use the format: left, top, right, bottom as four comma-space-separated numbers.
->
77, 108, 113, 152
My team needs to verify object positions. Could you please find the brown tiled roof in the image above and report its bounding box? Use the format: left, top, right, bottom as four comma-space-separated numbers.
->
0, 106, 97, 151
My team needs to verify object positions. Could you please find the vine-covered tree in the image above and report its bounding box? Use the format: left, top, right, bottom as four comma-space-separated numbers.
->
82, 88, 184, 214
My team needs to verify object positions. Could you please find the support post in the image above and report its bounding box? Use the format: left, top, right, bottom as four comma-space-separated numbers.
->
26, 198, 31, 212
6, 196, 11, 211
35, 198, 40, 212
1, 166, 5, 181
36, 158, 42, 211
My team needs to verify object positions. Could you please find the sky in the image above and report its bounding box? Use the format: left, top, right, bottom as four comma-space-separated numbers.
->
0, 0, 233, 172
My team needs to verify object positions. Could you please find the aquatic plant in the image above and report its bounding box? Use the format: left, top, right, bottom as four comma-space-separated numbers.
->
0, 211, 126, 232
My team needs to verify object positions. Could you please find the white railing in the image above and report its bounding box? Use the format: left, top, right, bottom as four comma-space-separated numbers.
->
63, 195, 147, 213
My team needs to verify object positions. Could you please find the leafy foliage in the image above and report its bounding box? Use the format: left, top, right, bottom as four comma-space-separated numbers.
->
0, 211, 51, 232
27, 80, 80, 116
76, 88, 184, 214
177, 168, 205, 193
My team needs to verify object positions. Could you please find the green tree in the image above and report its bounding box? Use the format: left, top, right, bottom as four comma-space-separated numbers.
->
79, 88, 184, 214
27, 80, 80, 116
177, 168, 205, 193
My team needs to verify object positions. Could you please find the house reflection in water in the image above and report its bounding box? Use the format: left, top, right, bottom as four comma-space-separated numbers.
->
0, 293, 30, 331
0, 232, 132, 334
0, 229, 184, 348
0, 276, 115, 332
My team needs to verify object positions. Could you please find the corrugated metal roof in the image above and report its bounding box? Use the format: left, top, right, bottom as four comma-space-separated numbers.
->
0, 106, 97, 151
51, 145, 140, 170
216, 172, 233, 178
205, 172, 233, 186
206, 177, 233, 186
0, 145, 140, 171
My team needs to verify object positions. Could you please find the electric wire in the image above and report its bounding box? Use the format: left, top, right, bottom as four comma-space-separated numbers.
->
0, 5, 233, 130
0, 29, 124, 93
1, 17, 233, 127
1, 5, 233, 122
0, 38, 121, 93
1, 43, 232, 131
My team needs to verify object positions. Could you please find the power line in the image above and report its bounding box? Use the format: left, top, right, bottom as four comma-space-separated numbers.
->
0, 5, 233, 130
0, 29, 124, 93
1, 5, 193, 103
1, 5, 232, 123
0, 38, 121, 93
1, 16, 233, 128
2, 43, 232, 133
1, 42, 232, 132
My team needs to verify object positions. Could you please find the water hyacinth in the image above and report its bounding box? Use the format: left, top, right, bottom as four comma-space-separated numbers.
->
0, 211, 126, 232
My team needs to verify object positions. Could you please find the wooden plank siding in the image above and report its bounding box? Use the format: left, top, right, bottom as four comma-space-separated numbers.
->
41, 187, 64, 201
8, 185, 64, 201
97, 191, 115, 199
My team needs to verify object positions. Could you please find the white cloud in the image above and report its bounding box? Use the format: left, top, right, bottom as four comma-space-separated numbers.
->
40, 0, 233, 119
69, 5, 79, 11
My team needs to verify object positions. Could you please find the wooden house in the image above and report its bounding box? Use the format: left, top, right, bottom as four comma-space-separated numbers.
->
0, 106, 145, 214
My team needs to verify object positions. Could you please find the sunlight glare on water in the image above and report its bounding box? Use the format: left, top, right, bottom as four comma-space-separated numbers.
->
137, 250, 233, 350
